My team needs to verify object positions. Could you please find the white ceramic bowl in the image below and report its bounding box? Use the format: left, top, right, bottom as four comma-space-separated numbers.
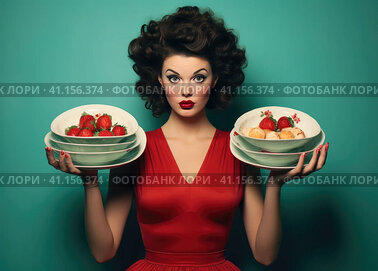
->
234, 106, 321, 152
50, 104, 139, 144
230, 128, 325, 167
230, 136, 311, 170
47, 131, 137, 152
74, 125, 147, 170
44, 132, 140, 166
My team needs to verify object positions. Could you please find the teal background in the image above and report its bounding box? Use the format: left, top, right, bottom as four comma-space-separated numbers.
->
0, 0, 377, 270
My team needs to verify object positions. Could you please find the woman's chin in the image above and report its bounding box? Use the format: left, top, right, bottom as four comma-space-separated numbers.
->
175, 108, 200, 118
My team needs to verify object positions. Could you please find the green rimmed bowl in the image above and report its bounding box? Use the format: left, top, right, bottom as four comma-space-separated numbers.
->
74, 125, 147, 170
44, 132, 141, 166
230, 136, 312, 170
50, 104, 139, 144
47, 131, 137, 152
234, 106, 321, 152
230, 127, 325, 167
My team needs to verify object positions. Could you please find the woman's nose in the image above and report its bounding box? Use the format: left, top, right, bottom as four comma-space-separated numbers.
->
180, 84, 194, 97
181, 91, 193, 98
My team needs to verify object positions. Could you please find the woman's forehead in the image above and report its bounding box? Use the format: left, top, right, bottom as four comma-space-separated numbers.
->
163, 55, 211, 74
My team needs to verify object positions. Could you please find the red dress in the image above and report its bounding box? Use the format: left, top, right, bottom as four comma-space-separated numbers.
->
126, 127, 245, 270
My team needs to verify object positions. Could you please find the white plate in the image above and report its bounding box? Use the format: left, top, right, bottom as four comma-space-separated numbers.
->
229, 132, 312, 170
69, 126, 146, 170
47, 131, 137, 152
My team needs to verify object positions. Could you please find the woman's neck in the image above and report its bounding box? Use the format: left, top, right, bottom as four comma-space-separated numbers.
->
161, 109, 215, 138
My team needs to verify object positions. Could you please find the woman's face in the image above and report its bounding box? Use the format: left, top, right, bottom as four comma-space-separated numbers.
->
158, 54, 218, 118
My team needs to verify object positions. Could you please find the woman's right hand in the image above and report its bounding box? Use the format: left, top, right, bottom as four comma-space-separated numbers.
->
45, 146, 98, 186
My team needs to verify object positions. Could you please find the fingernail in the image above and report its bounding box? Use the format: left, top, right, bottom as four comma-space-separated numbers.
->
65, 153, 69, 158
47, 147, 51, 151
325, 142, 329, 151
301, 152, 306, 158
45, 146, 48, 151
60, 150, 65, 155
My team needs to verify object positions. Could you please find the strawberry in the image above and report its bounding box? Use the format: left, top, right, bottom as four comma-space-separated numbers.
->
97, 130, 114, 136
79, 112, 95, 129
96, 114, 112, 131
82, 119, 96, 132
65, 125, 80, 136
112, 124, 127, 136
259, 117, 276, 131
78, 128, 93, 137
277, 116, 293, 130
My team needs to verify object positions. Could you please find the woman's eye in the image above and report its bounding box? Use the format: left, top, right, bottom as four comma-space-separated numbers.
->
167, 75, 179, 83
193, 75, 207, 83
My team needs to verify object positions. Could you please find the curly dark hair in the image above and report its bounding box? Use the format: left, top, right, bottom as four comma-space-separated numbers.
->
128, 6, 247, 117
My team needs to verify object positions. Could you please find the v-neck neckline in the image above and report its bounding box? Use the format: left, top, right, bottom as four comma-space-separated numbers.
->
158, 127, 218, 185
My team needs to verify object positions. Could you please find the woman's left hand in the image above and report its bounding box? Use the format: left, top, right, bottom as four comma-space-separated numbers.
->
267, 142, 329, 187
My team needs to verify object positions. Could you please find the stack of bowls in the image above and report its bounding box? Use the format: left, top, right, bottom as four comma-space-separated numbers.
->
230, 106, 325, 169
44, 104, 146, 168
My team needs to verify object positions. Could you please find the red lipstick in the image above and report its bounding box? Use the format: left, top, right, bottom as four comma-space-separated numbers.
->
179, 100, 195, 109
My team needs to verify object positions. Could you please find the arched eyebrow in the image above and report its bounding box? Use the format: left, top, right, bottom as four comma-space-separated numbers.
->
165, 68, 208, 75
193, 68, 208, 74
165, 69, 180, 75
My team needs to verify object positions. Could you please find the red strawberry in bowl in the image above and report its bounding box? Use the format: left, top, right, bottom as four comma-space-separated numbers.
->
96, 114, 112, 131
277, 116, 293, 130
65, 125, 81, 136
82, 119, 96, 132
112, 124, 127, 136
78, 128, 94, 137
259, 117, 276, 131
97, 130, 114, 136
79, 112, 95, 129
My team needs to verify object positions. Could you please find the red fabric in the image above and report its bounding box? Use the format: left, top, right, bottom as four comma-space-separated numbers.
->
126, 127, 245, 270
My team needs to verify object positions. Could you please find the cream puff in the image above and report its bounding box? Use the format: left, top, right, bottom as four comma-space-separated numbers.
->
281, 127, 305, 139
279, 129, 295, 139
248, 127, 265, 139
265, 131, 280, 140
241, 127, 252, 137
290, 127, 305, 139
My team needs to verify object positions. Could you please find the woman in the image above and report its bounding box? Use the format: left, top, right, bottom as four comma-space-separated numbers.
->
45, 6, 329, 270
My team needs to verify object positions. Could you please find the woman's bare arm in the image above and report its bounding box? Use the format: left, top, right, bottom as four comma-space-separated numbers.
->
242, 144, 328, 266
84, 161, 136, 263
45, 143, 136, 263
242, 164, 281, 266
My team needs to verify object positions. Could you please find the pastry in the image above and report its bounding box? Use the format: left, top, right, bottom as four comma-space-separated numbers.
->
248, 127, 265, 139
265, 131, 280, 140
279, 129, 295, 139
281, 127, 305, 139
